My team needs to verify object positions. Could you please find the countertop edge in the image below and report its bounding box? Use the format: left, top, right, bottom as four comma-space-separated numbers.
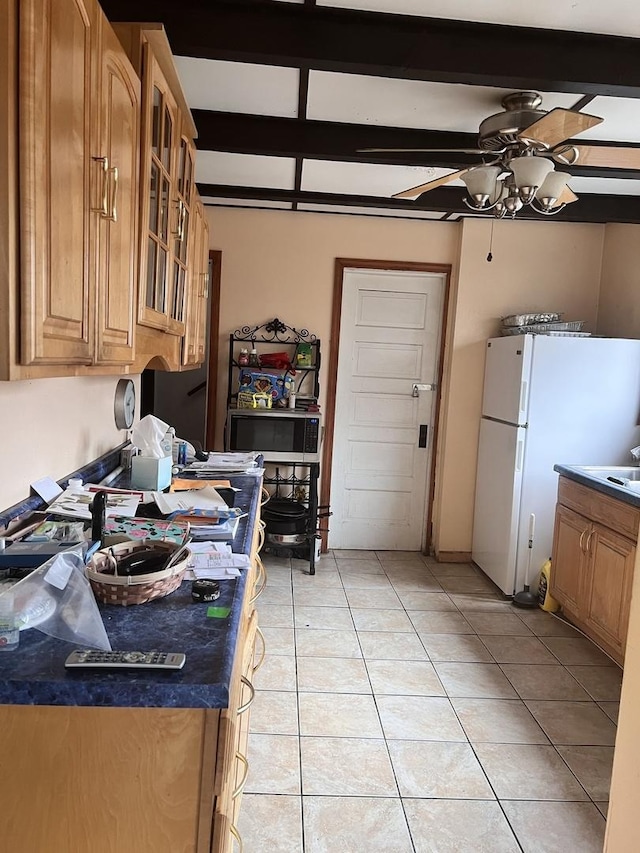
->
554, 464, 640, 508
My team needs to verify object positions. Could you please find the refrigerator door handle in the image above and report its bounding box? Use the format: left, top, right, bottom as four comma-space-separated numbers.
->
515, 438, 525, 472
519, 380, 528, 415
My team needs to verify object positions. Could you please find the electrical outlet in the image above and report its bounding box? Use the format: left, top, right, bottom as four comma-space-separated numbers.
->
120, 445, 138, 470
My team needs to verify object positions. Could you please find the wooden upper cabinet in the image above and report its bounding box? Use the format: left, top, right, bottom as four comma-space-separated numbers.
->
94, 20, 140, 365
15, 0, 138, 372
19, 0, 98, 365
168, 128, 196, 335
137, 47, 179, 333
136, 45, 193, 339
182, 197, 209, 367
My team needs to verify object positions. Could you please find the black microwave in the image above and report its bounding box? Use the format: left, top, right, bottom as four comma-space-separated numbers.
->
226, 409, 322, 462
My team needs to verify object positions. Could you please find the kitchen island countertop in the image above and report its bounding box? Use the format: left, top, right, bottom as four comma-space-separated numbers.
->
0, 473, 261, 709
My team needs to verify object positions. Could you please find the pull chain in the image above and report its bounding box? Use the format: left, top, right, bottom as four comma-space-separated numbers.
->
487, 219, 495, 262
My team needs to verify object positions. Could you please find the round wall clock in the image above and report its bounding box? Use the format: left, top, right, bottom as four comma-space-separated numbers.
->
114, 378, 136, 429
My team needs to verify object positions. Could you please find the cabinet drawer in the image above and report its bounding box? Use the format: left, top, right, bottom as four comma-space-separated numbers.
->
558, 477, 640, 540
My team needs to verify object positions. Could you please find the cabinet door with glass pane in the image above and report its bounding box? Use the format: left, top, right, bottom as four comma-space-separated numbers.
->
167, 124, 195, 336
182, 197, 209, 367
137, 46, 178, 331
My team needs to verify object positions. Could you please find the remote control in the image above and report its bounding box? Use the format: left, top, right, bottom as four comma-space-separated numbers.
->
64, 650, 186, 670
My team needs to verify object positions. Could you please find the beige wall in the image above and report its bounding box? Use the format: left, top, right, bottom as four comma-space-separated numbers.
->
0, 375, 139, 510
598, 223, 640, 338
207, 206, 460, 443
208, 207, 605, 555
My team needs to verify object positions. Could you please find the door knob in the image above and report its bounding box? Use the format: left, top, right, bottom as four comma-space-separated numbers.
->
412, 383, 437, 397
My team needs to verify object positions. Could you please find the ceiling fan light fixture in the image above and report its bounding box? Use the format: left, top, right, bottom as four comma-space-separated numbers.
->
509, 155, 555, 203
503, 193, 524, 216
535, 171, 572, 211
461, 165, 501, 207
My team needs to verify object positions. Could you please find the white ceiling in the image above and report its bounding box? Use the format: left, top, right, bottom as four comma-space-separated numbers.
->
170, 0, 640, 221
315, 0, 640, 39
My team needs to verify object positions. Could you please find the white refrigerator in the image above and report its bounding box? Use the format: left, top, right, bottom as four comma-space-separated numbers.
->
472, 334, 640, 596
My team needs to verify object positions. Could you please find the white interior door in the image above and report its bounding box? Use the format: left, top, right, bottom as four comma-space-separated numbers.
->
329, 268, 445, 550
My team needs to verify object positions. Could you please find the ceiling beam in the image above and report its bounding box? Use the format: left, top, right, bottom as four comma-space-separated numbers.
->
192, 111, 640, 180
196, 183, 640, 223
101, 0, 640, 97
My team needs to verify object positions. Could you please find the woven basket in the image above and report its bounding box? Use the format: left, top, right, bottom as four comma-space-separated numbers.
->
86, 539, 190, 606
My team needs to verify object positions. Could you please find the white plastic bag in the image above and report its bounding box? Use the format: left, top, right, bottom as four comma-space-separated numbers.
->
0, 546, 111, 650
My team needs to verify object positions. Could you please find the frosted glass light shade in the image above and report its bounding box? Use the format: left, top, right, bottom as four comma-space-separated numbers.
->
462, 166, 501, 200
509, 155, 554, 190
536, 171, 571, 203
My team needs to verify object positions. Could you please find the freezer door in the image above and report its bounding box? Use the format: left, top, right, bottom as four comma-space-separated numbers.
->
482, 336, 533, 425
472, 418, 527, 595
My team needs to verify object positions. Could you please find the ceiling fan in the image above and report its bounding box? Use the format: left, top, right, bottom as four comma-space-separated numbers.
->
362, 92, 638, 218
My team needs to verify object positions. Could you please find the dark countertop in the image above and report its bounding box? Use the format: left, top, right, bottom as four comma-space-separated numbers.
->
0, 472, 262, 710
554, 464, 640, 508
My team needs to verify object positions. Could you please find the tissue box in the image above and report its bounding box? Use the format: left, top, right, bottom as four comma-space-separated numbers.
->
130, 455, 172, 490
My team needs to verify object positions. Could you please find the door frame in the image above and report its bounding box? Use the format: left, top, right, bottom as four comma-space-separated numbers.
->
320, 258, 452, 553
205, 249, 222, 449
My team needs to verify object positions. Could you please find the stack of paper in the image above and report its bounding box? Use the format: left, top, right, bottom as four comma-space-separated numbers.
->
185, 452, 262, 476
185, 542, 252, 580
47, 485, 142, 520
152, 485, 229, 515
189, 514, 242, 542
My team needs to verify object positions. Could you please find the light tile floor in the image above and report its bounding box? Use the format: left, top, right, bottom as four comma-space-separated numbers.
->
239, 550, 618, 853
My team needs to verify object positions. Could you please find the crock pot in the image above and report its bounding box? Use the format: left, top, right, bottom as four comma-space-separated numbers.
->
262, 498, 308, 536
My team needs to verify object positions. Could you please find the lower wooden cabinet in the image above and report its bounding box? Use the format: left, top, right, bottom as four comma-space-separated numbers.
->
551, 477, 638, 664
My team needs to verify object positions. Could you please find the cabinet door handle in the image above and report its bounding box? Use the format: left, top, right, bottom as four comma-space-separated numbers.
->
585, 529, 594, 553
579, 528, 587, 553
108, 166, 118, 223
232, 751, 250, 799
180, 201, 187, 241
172, 199, 183, 238
92, 156, 109, 217
253, 625, 266, 675
200, 271, 209, 298
237, 675, 255, 715
230, 824, 244, 852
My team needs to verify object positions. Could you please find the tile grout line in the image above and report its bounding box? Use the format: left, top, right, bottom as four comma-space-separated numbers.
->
257, 552, 614, 851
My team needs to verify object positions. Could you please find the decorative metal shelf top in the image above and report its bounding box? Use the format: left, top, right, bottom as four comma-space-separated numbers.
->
233, 317, 317, 344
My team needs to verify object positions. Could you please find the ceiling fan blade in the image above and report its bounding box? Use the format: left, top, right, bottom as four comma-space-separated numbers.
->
359, 148, 484, 154
555, 185, 579, 207
392, 169, 467, 199
518, 108, 603, 148
572, 144, 640, 170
